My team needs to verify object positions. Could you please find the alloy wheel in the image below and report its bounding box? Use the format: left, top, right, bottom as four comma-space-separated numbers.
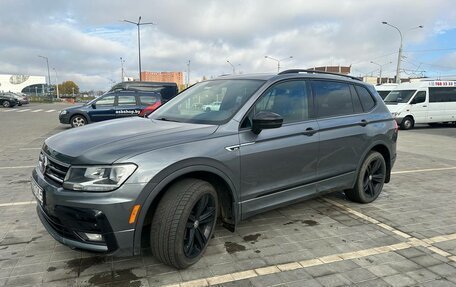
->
363, 158, 385, 198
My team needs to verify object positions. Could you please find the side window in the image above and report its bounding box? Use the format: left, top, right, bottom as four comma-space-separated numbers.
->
350, 85, 363, 114
355, 85, 376, 111
429, 87, 456, 103
139, 94, 159, 105
117, 95, 137, 106
411, 91, 426, 104
313, 81, 354, 118
96, 95, 115, 106
256, 80, 309, 124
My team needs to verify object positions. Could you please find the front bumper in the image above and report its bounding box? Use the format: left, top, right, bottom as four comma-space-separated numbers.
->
32, 167, 146, 255
59, 113, 71, 124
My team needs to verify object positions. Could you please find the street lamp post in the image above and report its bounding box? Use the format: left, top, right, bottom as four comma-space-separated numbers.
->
264, 56, 293, 72
120, 57, 125, 82
38, 55, 51, 90
382, 22, 423, 84
226, 60, 236, 74
186, 60, 191, 88
123, 17, 156, 81
53, 68, 60, 98
370, 61, 392, 84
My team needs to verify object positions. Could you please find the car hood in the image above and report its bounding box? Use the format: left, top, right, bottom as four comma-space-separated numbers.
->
43, 117, 218, 164
65, 104, 86, 111
385, 103, 406, 113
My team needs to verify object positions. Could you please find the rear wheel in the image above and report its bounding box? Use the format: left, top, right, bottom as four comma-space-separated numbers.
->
151, 179, 218, 269
400, 116, 414, 130
345, 151, 386, 203
70, 115, 87, 128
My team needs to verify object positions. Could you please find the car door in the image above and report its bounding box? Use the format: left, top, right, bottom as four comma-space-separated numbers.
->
238, 79, 319, 219
409, 90, 428, 123
89, 94, 116, 122
313, 80, 370, 192
115, 92, 141, 118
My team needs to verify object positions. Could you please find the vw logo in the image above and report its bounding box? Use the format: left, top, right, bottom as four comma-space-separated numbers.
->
39, 153, 49, 173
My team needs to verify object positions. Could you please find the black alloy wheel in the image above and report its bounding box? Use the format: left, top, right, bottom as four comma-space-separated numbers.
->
183, 193, 216, 258
345, 151, 386, 203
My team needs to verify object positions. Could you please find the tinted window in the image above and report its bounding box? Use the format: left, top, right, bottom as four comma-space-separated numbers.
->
411, 91, 426, 104
429, 87, 456, 102
313, 81, 354, 118
117, 95, 136, 105
355, 85, 376, 111
384, 90, 416, 104
350, 85, 363, 114
139, 94, 159, 105
254, 80, 310, 124
377, 91, 390, 99
96, 95, 115, 106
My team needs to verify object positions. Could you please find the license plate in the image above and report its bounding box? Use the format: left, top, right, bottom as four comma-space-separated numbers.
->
31, 179, 44, 205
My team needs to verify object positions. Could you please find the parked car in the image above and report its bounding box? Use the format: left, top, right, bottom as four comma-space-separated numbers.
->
0, 93, 19, 108
59, 82, 178, 127
12, 93, 29, 105
202, 101, 221, 112
32, 69, 397, 269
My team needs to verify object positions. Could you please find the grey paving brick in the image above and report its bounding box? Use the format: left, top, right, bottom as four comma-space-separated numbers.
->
428, 263, 456, 277
341, 267, 377, 283
249, 273, 283, 287
406, 268, 441, 283
315, 273, 352, 287
367, 264, 399, 277
354, 278, 391, 287
5, 273, 43, 287
382, 273, 417, 287
422, 278, 456, 287
410, 254, 446, 268
148, 272, 182, 287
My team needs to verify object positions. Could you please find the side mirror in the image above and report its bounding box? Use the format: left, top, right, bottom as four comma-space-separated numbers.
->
252, 112, 283, 134
91, 103, 96, 109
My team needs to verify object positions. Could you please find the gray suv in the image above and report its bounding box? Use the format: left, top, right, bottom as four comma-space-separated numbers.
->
32, 70, 397, 269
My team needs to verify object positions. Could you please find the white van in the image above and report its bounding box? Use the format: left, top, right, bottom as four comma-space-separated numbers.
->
375, 83, 398, 99
384, 80, 456, 129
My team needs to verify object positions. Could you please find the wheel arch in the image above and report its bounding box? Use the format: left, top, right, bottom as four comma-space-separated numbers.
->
133, 164, 238, 255
357, 142, 392, 184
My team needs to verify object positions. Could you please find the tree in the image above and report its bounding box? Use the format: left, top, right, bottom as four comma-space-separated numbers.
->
58, 81, 79, 96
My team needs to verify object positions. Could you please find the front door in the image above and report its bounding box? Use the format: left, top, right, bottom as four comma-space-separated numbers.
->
238, 79, 319, 219
89, 94, 116, 122
409, 90, 428, 123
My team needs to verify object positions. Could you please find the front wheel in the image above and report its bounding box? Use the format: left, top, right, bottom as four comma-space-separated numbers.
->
400, 116, 414, 130
70, 115, 87, 128
2, 101, 11, 108
345, 151, 386, 203
151, 179, 218, 269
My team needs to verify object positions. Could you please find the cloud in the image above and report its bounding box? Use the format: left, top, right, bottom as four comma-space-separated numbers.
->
1, 0, 456, 90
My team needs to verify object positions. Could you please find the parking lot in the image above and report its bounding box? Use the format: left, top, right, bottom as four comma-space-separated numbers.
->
0, 103, 455, 287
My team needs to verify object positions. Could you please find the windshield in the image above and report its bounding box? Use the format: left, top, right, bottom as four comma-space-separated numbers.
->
384, 90, 417, 104
150, 79, 265, 125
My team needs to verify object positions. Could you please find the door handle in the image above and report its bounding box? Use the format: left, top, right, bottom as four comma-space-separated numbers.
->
303, 127, 317, 136
359, 119, 368, 127
422, 105, 427, 107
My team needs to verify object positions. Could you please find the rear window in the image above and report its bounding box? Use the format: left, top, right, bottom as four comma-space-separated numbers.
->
313, 81, 354, 118
139, 94, 160, 105
355, 86, 376, 111
117, 95, 136, 105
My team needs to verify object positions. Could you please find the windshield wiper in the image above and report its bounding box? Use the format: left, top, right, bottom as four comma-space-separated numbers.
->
156, 117, 179, 122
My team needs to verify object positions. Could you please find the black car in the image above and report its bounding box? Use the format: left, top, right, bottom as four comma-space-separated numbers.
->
0, 93, 19, 108
59, 82, 178, 127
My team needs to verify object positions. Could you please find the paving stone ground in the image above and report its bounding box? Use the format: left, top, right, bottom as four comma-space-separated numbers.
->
0, 108, 455, 286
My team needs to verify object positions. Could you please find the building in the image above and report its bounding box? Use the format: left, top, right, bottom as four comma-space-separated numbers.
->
140, 71, 184, 86
308, 66, 352, 75
0, 74, 46, 95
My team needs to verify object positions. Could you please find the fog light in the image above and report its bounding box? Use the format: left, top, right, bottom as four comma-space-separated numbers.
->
83, 233, 104, 242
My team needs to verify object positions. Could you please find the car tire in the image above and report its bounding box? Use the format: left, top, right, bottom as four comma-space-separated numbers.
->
151, 179, 218, 269
70, 115, 87, 128
2, 101, 11, 108
205, 107, 211, 112
345, 151, 386, 204
400, 116, 414, 130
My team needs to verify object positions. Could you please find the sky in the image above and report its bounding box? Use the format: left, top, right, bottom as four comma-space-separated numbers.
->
1, 0, 456, 91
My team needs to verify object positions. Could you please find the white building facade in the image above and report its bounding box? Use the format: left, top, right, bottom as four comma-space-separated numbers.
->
0, 74, 46, 94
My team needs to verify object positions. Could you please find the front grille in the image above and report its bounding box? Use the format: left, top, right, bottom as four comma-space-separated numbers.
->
41, 153, 69, 184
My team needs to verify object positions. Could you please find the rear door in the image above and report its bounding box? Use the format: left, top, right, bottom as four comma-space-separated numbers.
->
239, 79, 319, 218
115, 92, 141, 118
313, 80, 370, 192
89, 94, 116, 122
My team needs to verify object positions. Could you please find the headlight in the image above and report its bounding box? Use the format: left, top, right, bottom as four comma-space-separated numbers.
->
60, 110, 68, 115
63, 164, 137, 191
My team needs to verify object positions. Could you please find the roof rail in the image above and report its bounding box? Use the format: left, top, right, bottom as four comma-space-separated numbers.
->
278, 69, 362, 81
